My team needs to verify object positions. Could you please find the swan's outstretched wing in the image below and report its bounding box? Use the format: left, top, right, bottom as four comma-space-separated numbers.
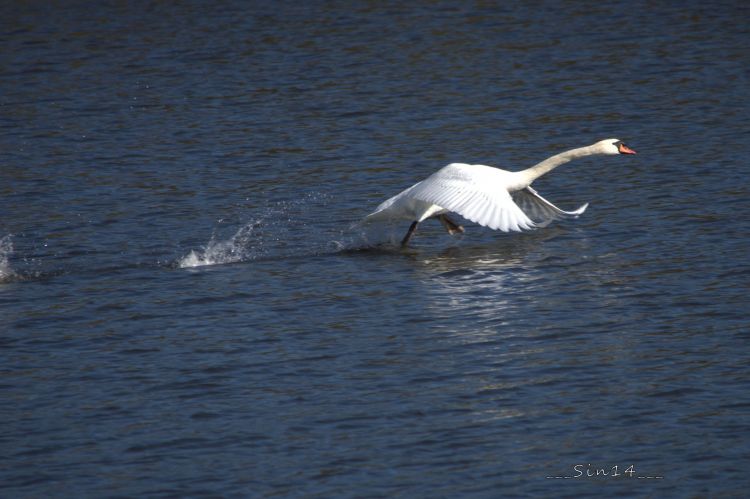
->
511, 186, 588, 227
407, 163, 535, 232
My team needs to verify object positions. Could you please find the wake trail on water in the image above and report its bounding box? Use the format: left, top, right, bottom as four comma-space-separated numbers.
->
177, 194, 382, 269
2, 195, 403, 282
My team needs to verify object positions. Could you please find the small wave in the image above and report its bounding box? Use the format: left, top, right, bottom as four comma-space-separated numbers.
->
0, 235, 15, 282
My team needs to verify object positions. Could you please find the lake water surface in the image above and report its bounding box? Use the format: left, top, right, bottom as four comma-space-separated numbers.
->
2, 1, 749, 497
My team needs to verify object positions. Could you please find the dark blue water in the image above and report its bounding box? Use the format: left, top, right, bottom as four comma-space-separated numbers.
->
2, 1, 749, 497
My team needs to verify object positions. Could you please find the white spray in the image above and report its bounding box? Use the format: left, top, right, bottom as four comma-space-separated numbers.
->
0, 235, 14, 281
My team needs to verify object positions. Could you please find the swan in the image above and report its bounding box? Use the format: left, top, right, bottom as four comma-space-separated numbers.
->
363, 138, 636, 246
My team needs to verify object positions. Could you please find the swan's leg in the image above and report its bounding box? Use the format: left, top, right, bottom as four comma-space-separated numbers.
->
401, 221, 418, 247
438, 215, 465, 235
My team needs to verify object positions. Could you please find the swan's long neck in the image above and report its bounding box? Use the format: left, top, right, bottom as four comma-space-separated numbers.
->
515, 145, 597, 189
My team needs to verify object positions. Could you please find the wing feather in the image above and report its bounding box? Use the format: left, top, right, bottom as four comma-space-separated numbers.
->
407, 163, 535, 232
511, 186, 588, 227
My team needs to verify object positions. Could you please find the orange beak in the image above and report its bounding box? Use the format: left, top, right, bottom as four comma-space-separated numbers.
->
618, 143, 637, 155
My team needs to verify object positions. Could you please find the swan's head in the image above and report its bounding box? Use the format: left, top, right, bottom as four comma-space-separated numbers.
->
595, 138, 637, 155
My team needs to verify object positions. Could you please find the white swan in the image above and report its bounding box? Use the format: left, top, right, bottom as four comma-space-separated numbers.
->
364, 138, 636, 246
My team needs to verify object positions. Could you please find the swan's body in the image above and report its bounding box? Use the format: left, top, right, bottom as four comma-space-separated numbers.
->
364, 139, 636, 246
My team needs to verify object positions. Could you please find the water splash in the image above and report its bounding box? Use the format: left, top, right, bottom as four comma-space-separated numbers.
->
178, 220, 262, 268
0, 235, 15, 282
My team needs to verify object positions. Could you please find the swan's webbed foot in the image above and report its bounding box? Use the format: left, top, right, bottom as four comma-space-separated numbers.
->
401, 221, 418, 247
438, 215, 465, 235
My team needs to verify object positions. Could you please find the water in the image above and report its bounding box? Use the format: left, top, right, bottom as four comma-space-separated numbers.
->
2, 1, 749, 497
